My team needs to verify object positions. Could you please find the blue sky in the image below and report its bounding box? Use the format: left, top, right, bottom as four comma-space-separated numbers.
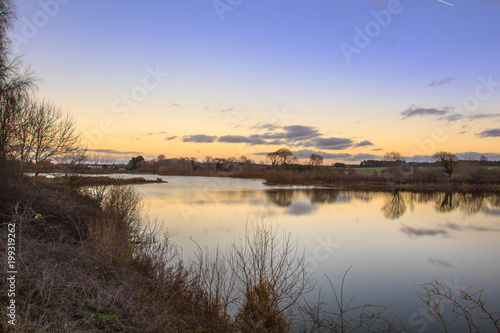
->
10, 0, 500, 162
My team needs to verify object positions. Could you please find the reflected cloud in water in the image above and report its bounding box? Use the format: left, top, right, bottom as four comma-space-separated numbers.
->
428, 258, 454, 268
482, 208, 500, 216
401, 226, 448, 237
440, 221, 500, 233
286, 202, 318, 216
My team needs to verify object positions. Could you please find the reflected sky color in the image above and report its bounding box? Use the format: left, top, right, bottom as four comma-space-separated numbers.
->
131, 176, 500, 330
10, 1, 500, 163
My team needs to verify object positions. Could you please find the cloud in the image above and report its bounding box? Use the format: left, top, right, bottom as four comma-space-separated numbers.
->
372, 148, 383, 151
183, 134, 217, 143
442, 113, 500, 123
170, 103, 181, 107
282, 125, 321, 140
251, 123, 279, 131
165, 136, 177, 141
145, 131, 166, 136
429, 77, 457, 87
216, 125, 321, 147
355, 140, 374, 147
308, 137, 354, 150
219, 135, 252, 143
456, 152, 500, 160
401, 226, 448, 237
87, 149, 142, 155
407, 152, 500, 162
345, 153, 380, 161
292, 149, 352, 159
401, 107, 450, 119
477, 128, 500, 138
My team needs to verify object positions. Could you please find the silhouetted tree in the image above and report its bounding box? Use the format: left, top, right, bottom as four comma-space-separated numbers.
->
16, 100, 79, 180
127, 155, 145, 170
308, 154, 323, 166
433, 152, 458, 177
0, 0, 36, 160
384, 151, 403, 162
275, 148, 295, 165
266, 151, 279, 166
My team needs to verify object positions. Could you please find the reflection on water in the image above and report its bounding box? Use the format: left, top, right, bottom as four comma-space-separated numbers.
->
130, 176, 500, 331
264, 189, 500, 221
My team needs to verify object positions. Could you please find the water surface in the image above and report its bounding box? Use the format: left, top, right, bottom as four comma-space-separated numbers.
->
131, 175, 500, 331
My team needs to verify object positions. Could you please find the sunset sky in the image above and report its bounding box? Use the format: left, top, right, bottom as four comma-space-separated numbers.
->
11, 0, 500, 163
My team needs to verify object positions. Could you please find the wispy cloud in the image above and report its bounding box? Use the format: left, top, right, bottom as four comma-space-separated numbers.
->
477, 128, 500, 138
354, 140, 374, 147
183, 134, 217, 143
87, 148, 142, 155
442, 113, 500, 123
401, 107, 450, 119
429, 77, 457, 87
165, 136, 177, 141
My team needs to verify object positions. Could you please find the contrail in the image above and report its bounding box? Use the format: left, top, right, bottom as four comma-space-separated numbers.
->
437, 0, 454, 6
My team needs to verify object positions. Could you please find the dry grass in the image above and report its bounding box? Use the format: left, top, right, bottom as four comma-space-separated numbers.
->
0, 170, 233, 332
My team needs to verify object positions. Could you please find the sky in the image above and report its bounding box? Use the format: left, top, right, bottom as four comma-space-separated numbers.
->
9, 0, 500, 164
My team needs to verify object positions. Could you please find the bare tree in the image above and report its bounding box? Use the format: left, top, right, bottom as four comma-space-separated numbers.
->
17, 100, 80, 181
231, 221, 313, 331
0, 1, 36, 160
417, 280, 500, 332
266, 151, 279, 166
275, 148, 295, 165
309, 154, 324, 166
383, 151, 403, 162
433, 152, 458, 177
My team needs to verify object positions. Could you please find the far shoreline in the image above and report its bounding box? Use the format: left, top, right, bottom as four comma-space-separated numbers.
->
45, 170, 500, 193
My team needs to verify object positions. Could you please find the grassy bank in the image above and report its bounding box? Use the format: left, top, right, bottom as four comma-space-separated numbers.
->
0, 168, 232, 332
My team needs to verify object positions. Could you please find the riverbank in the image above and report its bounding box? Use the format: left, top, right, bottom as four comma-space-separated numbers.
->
38, 175, 167, 186
70, 167, 500, 192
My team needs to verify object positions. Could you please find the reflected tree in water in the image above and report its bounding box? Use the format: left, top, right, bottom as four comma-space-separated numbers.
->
434, 192, 490, 215
458, 193, 487, 216
435, 193, 459, 213
488, 194, 500, 208
265, 190, 294, 207
381, 192, 407, 220
308, 189, 340, 204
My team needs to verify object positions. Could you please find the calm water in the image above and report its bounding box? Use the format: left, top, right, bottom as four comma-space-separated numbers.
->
131, 175, 500, 331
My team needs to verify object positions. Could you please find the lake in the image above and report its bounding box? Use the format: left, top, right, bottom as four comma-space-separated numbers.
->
126, 175, 500, 331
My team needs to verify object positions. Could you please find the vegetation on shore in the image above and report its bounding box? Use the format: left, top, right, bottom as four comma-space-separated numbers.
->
72, 151, 500, 192
38, 175, 166, 187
